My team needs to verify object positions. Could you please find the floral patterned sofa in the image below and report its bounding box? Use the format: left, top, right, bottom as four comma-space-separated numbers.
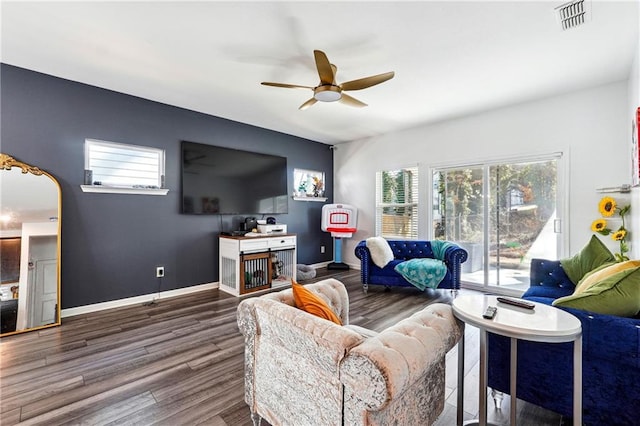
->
237, 278, 464, 426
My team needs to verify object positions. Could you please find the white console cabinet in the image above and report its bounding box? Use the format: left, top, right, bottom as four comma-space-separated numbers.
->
219, 234, 296, 296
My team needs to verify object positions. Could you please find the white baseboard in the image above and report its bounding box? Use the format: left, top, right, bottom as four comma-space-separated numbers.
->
61, 263, 362, 318
61, 282, 219, 318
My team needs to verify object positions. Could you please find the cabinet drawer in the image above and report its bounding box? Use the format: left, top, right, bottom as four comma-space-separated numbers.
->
268, 236, 296, 249
239, 239, 269, 252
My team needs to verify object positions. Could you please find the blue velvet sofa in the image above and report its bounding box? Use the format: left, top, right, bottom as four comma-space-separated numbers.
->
354, 240, 468, 292
487, 258, 640, 425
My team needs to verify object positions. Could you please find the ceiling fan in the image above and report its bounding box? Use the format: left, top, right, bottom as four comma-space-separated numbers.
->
261, 50, 395, 110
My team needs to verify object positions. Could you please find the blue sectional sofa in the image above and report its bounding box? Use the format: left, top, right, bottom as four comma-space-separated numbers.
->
354, 240, 468, 292
487, 258, 640, 425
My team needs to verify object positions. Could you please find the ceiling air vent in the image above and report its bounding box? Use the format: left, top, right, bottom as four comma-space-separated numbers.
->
555, 0, 591, 31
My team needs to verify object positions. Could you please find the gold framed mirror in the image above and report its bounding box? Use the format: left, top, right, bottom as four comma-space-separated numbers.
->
0, 153, 61, 336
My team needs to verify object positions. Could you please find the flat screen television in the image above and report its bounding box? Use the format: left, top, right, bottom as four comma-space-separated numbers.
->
181, 141, 289, 215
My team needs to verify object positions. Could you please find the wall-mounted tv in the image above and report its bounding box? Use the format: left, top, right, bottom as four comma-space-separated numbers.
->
181, 141, 289, 215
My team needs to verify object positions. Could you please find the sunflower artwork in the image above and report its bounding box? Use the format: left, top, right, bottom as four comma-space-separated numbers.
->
591, 196, 631, 262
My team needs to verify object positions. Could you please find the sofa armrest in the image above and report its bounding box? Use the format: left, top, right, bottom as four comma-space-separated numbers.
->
355, 240, 373, 284
237, 297, 260, 408
443, 245, 468, 266
339, 303, 464, 411
443, 245, 467, 289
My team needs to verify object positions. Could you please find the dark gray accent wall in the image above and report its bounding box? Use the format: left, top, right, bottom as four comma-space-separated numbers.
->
1, 64, 334, 308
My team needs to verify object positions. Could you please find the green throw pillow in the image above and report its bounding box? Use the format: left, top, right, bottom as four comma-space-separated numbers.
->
575, 260, 640, 294
560, 235, 615, 285
552, 266, 640, 317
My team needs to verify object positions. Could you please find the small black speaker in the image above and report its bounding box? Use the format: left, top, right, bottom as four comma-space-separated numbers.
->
245, 217, 257, 231
266, 216, 276, 225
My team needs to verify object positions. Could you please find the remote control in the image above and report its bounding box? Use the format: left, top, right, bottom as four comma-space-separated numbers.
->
483, 306, 497, 319
497, 297, 535, 310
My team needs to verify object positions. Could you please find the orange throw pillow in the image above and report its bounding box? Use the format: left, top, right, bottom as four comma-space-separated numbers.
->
292, 282, 342, 325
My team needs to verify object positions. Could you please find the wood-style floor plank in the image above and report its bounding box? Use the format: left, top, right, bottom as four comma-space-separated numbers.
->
73, 391, 158, 426
0, 267, 563, 425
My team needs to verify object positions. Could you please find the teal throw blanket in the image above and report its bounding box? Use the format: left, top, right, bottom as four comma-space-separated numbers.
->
394, 258, 447, 291
430, 239, 454, 261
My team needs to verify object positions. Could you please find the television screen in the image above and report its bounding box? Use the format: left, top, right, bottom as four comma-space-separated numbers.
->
181, 141, 288, 215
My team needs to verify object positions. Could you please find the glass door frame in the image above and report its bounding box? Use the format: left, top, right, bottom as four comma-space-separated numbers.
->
425, 151, 568, 294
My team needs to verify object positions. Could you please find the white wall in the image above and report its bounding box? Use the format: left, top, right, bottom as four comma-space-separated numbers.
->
335, 81, 630, 266
629, 38, 639, 259
0, 230, 21, 238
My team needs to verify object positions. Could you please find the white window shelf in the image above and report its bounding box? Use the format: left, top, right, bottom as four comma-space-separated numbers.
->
80, 185, 169, 195
293, 196, 327, 202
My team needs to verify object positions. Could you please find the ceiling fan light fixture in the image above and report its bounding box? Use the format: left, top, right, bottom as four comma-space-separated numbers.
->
262, 49, 394, 109
314, 85, 342, 102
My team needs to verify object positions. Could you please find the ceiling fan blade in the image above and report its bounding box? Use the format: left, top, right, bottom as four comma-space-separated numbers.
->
313, 50, 335, 85
340, 71, 395, 91
339, 93, 368, 108
299, 98, 318, 110
261, 82, 313, 90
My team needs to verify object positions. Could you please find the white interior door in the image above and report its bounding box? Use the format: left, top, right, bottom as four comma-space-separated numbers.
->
29, 258, 57, 327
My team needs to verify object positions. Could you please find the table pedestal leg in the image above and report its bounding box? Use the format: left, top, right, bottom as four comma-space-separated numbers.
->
479, 329, 488, 425
458, 328, 500, 426
573, 334, 582, 426
510, 338, 517, 425
457, 334, 465, 426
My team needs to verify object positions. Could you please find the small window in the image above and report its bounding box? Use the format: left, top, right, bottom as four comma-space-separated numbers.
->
375, 166, 419, 239
84, 139, 165, 189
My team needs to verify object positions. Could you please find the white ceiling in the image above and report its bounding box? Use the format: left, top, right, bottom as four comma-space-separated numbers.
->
1, 1, 638, 145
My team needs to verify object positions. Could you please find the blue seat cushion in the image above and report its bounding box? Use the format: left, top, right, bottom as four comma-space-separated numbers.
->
370, 259, 406, 277
523, 285, 573, 300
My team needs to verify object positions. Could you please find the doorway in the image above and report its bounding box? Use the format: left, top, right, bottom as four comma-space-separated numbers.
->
432, 155, 562, 293
23, 235, 58, 328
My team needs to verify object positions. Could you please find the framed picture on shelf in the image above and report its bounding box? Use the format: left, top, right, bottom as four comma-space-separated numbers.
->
293, 168, 325, 198
633, 107, 640, 187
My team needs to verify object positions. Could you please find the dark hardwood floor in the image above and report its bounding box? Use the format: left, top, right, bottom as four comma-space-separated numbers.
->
0, 268, 563, 425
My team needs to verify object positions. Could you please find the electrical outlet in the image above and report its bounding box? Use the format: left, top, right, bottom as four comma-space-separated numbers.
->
320, 245, 325, 254
156, 266, 165, 278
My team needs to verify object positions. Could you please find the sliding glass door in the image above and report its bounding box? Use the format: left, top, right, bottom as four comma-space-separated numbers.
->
433, 167, 485, 279
432, 155, 562, 293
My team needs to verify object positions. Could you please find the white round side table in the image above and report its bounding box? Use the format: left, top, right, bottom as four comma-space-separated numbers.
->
452, 294, 582, 426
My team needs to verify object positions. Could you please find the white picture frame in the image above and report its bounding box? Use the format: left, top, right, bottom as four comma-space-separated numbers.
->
633, 108, 640, 187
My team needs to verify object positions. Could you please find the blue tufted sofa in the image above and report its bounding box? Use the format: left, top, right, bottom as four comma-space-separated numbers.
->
487, 258, 640, 425
354, 240, 468, 292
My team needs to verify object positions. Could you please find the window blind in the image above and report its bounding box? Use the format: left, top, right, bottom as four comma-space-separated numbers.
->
85, 139, 164, 188
375, 166, 419, 239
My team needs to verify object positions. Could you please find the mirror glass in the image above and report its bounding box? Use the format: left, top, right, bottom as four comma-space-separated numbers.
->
1, 154, 61, 336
